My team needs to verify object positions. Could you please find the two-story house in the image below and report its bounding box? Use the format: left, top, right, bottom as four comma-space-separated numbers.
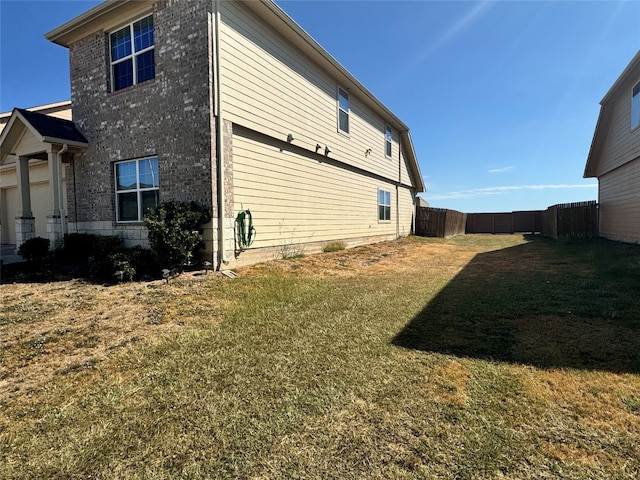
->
585, 50, 640, 243
1, 0, 424, 268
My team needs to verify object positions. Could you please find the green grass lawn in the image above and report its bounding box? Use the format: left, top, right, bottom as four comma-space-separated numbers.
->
1, 234, 640, 479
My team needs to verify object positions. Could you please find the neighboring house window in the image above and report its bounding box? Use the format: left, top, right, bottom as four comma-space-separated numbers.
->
338, 87, 349, 134
633, 81, 640, 129
378, 189, 391, 222
115, 157, 159, 222
385, 125, 392, 157
110, 15, 155, 91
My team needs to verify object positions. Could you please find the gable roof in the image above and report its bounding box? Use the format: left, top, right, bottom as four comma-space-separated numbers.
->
584, 50, 640, 178
45, 0, 425, 192
0, 108, 88, 161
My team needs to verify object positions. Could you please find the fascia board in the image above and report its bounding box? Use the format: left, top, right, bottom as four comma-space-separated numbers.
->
45, 0, 153, 47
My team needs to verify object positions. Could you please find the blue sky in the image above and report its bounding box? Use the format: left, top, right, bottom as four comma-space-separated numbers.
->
1, 1, 639, 212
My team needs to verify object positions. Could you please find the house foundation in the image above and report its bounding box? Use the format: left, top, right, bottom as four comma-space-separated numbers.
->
46, 215, 64, 250
14, 216, 35, 253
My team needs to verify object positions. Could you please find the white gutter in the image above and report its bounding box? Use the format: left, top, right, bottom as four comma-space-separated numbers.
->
57, 143, 69, 238
214, 0, 228, 269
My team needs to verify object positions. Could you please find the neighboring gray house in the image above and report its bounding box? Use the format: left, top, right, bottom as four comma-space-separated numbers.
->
1, 0, 424, 268
585, 50, 640, 243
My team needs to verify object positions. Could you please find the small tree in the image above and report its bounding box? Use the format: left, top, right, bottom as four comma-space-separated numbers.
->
144, 201, 211, 272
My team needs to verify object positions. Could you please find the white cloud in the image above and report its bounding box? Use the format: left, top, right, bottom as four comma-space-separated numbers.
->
488, 166, 515, 173
427, 183, 597, 201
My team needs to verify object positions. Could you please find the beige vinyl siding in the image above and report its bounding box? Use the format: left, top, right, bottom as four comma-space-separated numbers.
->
0, 186, 17, 243
397, 186, 416, 237
0, 161, 66, 244
219, 1, 407, 186
598, 86, 640, 176
232, 130, 413, 248
399, 148, 412, 186
598, 158, 640, 243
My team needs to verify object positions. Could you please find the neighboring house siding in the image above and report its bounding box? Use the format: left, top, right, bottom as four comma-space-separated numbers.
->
68, 0, 214, 242
598, 159, 640, 243
219, 1, 406, 185
598, 90, 640, 176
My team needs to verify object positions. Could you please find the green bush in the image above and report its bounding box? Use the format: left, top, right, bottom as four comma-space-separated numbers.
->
64, 233, 123, 260
323, 241, 347, 253
144, 201, 211, 272
18, 237, 50, 262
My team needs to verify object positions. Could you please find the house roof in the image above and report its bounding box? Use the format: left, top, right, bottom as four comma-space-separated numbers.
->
45, 0, 425, 192
0, 108, 88, 161
584, 50, 640, 178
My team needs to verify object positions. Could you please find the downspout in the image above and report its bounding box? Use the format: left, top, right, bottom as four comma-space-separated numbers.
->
57, 144, 69, 239
72, 154, 78, 232
213, 0, 228, 269
396, 135, 401, 237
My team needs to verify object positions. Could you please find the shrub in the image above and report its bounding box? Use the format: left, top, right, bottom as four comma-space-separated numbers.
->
93, 246, 160, 283
18, 237, 50, 262
144, 201, 211, 272
323, 241, 347, 253
64, 233, 123, 261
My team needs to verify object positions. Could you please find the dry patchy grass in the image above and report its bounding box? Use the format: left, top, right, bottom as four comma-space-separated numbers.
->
1, 234, 640, 479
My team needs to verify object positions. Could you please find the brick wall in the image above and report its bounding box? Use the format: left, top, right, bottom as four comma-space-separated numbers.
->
67, 0, 215, 229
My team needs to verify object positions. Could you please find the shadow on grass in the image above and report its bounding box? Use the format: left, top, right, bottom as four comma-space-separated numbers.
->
393, 235, 640, 374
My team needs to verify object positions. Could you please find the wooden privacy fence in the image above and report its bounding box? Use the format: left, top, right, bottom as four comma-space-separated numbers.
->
418, 201, 598, 239
540, 200, 598, 239
415, 207, 467, 237
465, 211, 542, 234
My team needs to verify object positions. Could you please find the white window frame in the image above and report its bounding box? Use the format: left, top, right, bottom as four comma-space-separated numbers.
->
337, 86, 350, 135
109, 14, 155, 92
115, 156, 159, 223
632, 81, 640, 130
378, 188, 391, 223
385, 125, 393, 158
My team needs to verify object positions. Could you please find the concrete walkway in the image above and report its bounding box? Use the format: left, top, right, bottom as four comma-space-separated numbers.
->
0, 245, 23, 265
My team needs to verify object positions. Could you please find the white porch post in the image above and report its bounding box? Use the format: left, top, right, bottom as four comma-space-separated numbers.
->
14, 156, 35, 252
46, 147, 63, 250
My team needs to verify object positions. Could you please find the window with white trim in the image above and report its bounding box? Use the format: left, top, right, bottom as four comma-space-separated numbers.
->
115, 157, 159, 222
338, 87, 350, 134
633, 81, 640, 129
385, 125, 392, 157
110, 15, 155, 91
378, 189, 391, 222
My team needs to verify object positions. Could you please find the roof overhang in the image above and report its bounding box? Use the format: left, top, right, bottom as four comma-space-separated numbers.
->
585, 50, 640, 178
0, 109, 88, 163
45, 0, 153, 47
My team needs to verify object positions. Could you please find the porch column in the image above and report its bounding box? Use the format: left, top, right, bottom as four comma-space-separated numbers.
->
14, 156, 35, 252
16, 156, 32, 217
46, 147, 63, 249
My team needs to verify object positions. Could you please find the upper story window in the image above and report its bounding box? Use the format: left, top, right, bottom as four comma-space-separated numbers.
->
110, 15, 155, 92
115, 156, 159, 222
338, 87, 350, 134
632, 81, 640, 129
385, 125, 392, 157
